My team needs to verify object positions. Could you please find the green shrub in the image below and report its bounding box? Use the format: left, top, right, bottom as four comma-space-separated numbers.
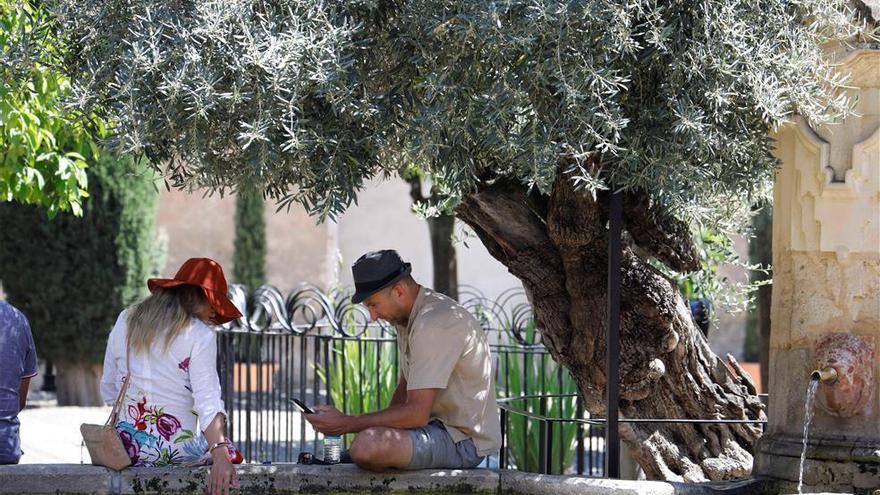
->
233, 185, 266, 290
0, 152, 162, 400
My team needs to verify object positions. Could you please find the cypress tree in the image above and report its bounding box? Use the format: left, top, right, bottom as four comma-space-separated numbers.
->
232, 185, 266, 362
233, 186, 266, 291
0, 153, 162, 405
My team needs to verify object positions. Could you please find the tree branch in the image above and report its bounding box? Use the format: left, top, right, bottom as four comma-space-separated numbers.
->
621, 190, 700, 273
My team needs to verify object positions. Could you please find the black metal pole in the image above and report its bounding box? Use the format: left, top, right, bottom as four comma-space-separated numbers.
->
605, 191, 622, 479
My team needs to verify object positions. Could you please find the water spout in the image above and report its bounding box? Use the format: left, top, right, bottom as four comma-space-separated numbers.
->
810, 367, 838, 384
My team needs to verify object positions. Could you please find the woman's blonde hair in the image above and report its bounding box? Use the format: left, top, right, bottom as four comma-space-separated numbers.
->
126, 285, 208, 354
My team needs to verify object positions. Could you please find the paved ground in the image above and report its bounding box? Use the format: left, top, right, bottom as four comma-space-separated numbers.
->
19, 405, 109, 464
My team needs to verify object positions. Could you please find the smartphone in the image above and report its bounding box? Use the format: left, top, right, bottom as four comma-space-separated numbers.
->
289, 398, 315, 414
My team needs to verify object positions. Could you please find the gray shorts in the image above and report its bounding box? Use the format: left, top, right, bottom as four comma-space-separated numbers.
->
406, 420, 484, 470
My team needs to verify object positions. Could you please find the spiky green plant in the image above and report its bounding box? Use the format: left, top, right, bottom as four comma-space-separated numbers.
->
496, 320, 580, 473
317, 336, 398, 446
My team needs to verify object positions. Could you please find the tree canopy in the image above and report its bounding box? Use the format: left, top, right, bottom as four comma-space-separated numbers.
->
43, 0, 875, 478
0, 0, 98, 216
54, 0, 868, 227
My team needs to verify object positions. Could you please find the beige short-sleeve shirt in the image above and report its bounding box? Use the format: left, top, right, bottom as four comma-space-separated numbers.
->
395, 287, 502, 456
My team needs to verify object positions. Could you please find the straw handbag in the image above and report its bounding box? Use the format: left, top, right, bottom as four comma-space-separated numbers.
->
80, 353, 133, 471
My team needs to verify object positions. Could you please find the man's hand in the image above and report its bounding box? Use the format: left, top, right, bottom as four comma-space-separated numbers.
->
305, 389, 437, 435
305, 405, 351, 436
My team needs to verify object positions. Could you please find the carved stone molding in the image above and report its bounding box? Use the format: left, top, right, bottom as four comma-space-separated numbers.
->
788, 118, 879, 257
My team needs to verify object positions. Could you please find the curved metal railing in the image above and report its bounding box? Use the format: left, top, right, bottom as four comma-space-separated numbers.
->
215, 283, 551, 466
215, 284, 765, 477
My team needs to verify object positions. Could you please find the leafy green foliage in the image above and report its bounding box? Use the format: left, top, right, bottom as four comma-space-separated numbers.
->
233, 185, 267, 290
53, 0, 869, 229
0, 152, 162, 364
654, 227, 771, 329
0, 0, 99, 216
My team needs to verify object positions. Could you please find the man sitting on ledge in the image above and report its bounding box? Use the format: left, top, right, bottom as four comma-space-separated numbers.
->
305, 249, 501, 471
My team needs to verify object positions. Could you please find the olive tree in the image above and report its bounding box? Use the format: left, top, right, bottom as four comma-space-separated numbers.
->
233, 185, 266, 291
51, 0, 871, 480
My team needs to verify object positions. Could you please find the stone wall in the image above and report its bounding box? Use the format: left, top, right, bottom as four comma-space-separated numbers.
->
156, 188, 332, 292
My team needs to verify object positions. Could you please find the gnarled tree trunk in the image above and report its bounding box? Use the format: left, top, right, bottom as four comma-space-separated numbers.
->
455, 175, 765, 481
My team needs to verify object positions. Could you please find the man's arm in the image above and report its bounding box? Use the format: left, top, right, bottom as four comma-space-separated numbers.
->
309, 388, 437, 436
19, 377, 31, 411
388, 376, 407, 407
19, 312, 38, 412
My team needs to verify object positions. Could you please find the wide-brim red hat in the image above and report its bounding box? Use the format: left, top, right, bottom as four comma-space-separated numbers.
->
147, 258, 243, 325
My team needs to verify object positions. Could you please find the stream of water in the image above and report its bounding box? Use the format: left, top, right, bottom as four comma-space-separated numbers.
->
797, 378, 819, 494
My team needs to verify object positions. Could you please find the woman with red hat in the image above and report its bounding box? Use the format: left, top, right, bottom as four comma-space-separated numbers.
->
100, 258, 243, 495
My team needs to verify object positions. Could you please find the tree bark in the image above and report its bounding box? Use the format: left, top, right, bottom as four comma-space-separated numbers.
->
407, 177, 458, 300
455, 175, 765, 482
427, 214, 458, 300
54, 362, 104, 406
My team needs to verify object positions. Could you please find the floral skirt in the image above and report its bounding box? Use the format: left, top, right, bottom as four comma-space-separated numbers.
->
116, 420, 242, 467
118, 396, 242, 467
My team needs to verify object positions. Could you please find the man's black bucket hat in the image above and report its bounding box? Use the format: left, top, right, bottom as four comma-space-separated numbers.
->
351, 249, 412, 304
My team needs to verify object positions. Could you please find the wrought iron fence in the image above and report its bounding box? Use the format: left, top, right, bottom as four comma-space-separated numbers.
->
217, 284, 395, 463
215, 283, 767, 476
215, 283, 601, 473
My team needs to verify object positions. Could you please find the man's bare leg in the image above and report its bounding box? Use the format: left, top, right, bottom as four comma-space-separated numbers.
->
348, 427, 413, 471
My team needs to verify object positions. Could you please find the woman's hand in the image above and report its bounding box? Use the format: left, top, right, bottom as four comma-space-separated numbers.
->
207, 450, 236, 495
202, 414, 236, 495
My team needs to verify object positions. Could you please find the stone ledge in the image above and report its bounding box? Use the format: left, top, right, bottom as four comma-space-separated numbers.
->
0, 464, 111, 494
122, 464, 500, 494
0, 464, 499, 495
499, 470, 674, 495
0, 464, 781, 495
